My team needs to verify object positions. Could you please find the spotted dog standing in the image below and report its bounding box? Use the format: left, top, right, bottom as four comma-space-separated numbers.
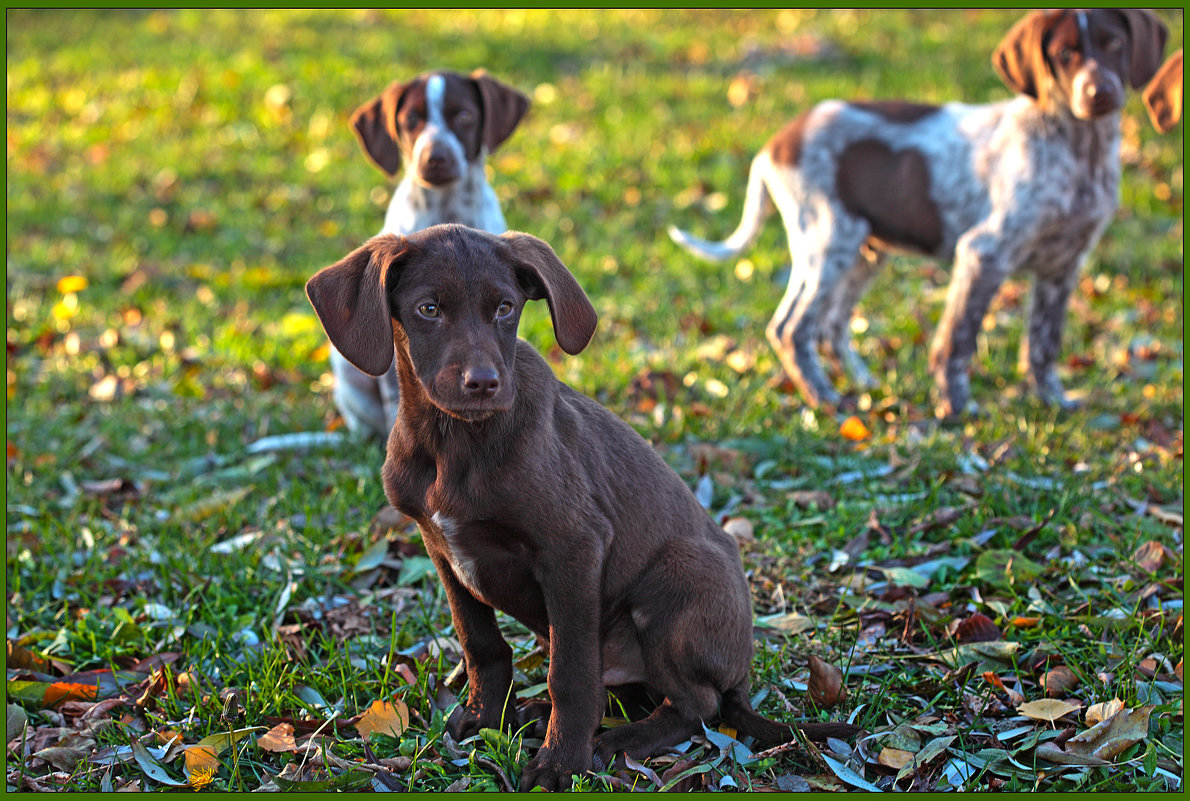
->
669, 10, 1181, 417
329, 70, 530, 437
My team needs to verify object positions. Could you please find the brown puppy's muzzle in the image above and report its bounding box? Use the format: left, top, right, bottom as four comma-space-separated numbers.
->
430, 360, 514, 421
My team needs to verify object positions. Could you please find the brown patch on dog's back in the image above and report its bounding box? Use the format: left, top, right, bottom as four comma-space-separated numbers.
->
766, 114, 812, 167
835, 139, 943, 255
850, 100, 941, 124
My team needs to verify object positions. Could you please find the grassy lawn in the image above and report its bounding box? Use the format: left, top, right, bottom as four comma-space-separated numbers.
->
6, 8, 1183, 792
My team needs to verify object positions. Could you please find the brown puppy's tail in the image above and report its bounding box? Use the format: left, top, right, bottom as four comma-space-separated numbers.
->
720, 687, 861, 744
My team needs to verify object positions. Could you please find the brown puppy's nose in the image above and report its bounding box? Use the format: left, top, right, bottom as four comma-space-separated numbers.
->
463, 366, 500, 399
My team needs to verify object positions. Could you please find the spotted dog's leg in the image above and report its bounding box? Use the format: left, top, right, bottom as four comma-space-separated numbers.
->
1020, 266, 1082, 409
930, 224, 1018, 418
818, 246, 882, 391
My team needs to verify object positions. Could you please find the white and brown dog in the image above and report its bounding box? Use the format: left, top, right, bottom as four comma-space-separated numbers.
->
331, 69, 530, 436
669, 10, 1182, 417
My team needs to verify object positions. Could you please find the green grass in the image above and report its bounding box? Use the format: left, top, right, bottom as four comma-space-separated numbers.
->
6, 8, 1184, 793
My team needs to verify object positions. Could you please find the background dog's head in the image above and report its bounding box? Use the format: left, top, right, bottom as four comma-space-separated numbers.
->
306, 225, 597, 421
993, 9, 1168, 122
350, 69, 530, 184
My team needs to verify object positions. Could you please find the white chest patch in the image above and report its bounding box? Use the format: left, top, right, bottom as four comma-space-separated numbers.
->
431, 511, 482, 597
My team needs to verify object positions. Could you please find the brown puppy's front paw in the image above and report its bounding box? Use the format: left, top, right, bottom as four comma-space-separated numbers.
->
515, 699, 552, 738
446, 700, 512, 741
519, 748, 590, 791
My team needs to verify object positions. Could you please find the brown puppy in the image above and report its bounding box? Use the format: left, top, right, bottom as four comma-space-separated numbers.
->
306, 224, 854, 790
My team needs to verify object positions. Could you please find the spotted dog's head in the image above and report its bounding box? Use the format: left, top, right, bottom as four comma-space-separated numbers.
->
350, 69, 530, 184
993, 9, 1169, 122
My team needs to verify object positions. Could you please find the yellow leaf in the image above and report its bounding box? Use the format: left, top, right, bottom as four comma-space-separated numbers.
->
1018, 698, 1082, 723
184, 745, 219, 786
257, 722, 296, 753
354, 698, 409, 741
1085, 697, 1125, 727
839, 415, 871, 441
57, 275, 88, 294
877, 747, 914, 770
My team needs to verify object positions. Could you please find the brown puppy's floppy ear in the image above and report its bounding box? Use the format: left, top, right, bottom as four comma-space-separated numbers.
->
1144, 49, 1183, 133
350, 80, 410, 177
500, 231, 597, 356
306, 235, 410, 376
1116, 10, 1169, 89
471, 69, 530, 154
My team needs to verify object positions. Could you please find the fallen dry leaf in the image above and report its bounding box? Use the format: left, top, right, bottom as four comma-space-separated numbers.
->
722, 516, 755, 546
839, 415, 871, 441
956, 613, 1002, 643
1131, 540, 1168, 573
354, 698, 410, 741
982, 671, 1024, 706
1041, 666, 1079, 697
184, 745, 219, 786
1065, 705, 1154, 761
807, 655, 846, 708
1018, 698, 1082, 723
257, 722, 296, 753
877, 746, 914, 770
1085, 698, 1125, 727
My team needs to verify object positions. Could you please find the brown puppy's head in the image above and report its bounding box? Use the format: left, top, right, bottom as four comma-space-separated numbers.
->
349, 69, 530, 183
306, 225, 597, 422
993, 9, 1168, 120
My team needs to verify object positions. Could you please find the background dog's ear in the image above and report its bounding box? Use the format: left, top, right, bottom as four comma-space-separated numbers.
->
471, 69, 530, 154
992, 10, 1058, 104
1116, 10, 1169, 89
350, 81, 409, 177
501, 232, 598, 356
1144, 49, 1183, 133
306, 235, 410, 376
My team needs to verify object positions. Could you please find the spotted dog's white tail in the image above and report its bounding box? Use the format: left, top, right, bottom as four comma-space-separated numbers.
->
667, 152, 775, 262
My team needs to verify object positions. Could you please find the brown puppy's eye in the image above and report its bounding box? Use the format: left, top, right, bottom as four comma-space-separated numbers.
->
417, 302, 439, 319
495, 301, 514, 319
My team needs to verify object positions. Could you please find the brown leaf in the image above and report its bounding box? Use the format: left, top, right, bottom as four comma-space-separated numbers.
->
722, 516, 754, 547
1064, 705, 1154, 761
790, 490, 835, 510
6, 640, 53, 673
955, 613, 1001, 643
354, 698, 409, 741
257, 722, 296, 753
33, 733, 95, 771
1085, 697, 1125, 727
807, 655, 846, 708
1132, 540, 1168, 573
1018, 698, 1082, 723
1040, 666, 1079, 697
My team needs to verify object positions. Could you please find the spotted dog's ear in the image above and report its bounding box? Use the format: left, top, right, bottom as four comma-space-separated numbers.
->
500, 231, 597, 356
471, 70, 530, 155
1144, 49, 1183, 133
1116, 10, 1169, 89
306, 235, 412, 376
350, 80, 413, 177
993, 10, 1066, 106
